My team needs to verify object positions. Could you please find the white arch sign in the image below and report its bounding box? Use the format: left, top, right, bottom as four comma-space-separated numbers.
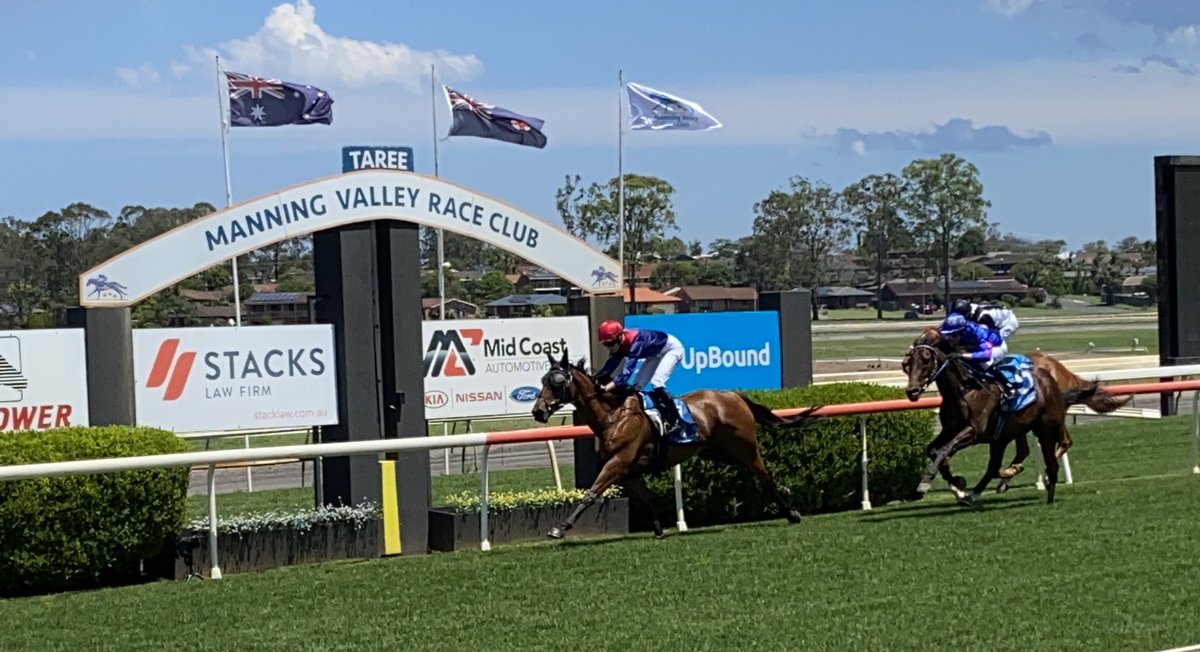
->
78, 170, 623, 307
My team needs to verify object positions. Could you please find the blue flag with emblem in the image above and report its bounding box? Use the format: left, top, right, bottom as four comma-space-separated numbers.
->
225, 71, 333, 127
443, 86, 547, 148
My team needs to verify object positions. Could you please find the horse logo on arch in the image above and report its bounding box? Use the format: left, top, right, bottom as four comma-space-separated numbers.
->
591, 266, 618, 288
86, 274, 129, 299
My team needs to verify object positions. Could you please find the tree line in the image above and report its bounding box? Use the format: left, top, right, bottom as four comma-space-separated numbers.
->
0, 152, 1155, 327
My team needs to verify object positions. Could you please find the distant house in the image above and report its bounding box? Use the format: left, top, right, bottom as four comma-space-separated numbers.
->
623, 286, 681, 315
421, 297, 479, 320
881, 279, 1030, 308
815, 286, 875, 309
955, 252, 1040, 279
485, 294, 568, 318
514, 267, 565, 294
244, 291, 314, 324
666, 285, 757, 313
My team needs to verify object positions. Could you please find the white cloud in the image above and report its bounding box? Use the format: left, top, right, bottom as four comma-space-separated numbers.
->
188, 0, 482, 92
25, 50, 36, 62
115, 63, 161, 87
851, 139, 867, 157
985, 0, 1041, 17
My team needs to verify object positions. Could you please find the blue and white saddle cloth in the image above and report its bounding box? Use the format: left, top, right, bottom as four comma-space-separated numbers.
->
994, 354, 1037, 413
639, 392, 700, 444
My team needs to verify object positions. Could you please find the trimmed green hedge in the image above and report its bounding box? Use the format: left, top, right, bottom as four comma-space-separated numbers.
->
0, 426, 190, 596
640, 383, 933, 528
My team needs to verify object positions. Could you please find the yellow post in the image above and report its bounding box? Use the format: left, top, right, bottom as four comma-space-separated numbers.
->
379, 460, 401, 555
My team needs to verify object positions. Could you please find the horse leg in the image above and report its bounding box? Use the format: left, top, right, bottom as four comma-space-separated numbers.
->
547, 453, 631, 539
927, 431, 969, 498
1035, 425, 1062, 505
720, 436, 803, 524
997, 434, 1030, 494
917, 426, 976, 494
622, 474, 664, 539
961, 439, 1008, 508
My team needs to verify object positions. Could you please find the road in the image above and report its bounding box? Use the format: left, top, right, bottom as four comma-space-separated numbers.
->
188, 352, 1178, 498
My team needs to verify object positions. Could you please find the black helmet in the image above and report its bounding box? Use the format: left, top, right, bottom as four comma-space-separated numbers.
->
951, 298, 972, 316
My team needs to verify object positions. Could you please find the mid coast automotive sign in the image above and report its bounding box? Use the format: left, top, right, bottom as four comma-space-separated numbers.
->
624, 312, 781, 394
422, 316, 589, 418
133, 325, 339, 433
0, 330, 89, 432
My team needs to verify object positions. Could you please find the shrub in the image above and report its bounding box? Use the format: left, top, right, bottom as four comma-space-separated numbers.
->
437, 487, 621, 513
0, 426, 190, 596
1000, 294, 1020, 307
1018, 297, 1039, 308
638, 383, 933, 528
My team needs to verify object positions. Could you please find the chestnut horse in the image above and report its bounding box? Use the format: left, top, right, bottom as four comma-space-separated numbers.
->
902, 329, 1098, 505
531, 350, 820, 539
904, 329, 1130, 497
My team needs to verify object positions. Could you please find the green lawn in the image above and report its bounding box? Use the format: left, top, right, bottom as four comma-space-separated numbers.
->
4, 416, 1198, 651
815, 327, 1157, 359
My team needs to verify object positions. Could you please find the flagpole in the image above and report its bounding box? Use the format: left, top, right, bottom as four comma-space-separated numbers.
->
432, 63, 446, 321
618, 70, 630, 314
215, 55, 241, 327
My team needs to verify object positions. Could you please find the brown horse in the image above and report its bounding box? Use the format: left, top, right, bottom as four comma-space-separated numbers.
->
904, 330, 1130, 496
530, 350, 821, 539
902, 329, 1097, 505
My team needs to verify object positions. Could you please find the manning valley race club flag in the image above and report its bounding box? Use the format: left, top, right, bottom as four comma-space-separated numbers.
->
443, 86, 547, 148
225, 71, 334, 127
625, 82, 721, 131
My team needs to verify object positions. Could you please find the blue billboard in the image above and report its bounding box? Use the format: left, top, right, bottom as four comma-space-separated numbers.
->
623, 312, 781, 394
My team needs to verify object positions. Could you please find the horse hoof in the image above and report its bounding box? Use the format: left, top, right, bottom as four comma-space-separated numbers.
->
546, 526, 565, 540
786, 510, 803, 524
957, 494, 976, 508
950, 476, 968, 491
996, 482, 1010, 494
916, 481, 933, 494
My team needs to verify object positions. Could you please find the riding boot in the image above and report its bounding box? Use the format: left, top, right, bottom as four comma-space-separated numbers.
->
990, 368, 1016, 400
649, 387, 682, 469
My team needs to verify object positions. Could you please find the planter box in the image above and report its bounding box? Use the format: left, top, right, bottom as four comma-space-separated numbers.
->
428, 497, 629, 552
172, 519, 381, 579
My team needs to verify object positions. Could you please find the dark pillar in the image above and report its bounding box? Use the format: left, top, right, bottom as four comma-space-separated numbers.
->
759, 289, 813, 388
566, 293, 625, 489
66, 306, 136, 426
1154, 156, 1200, 416
376, 221, 430, 555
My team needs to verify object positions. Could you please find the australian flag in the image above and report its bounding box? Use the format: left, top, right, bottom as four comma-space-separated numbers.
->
225, 71, 333, 127
443, 86, 546, 148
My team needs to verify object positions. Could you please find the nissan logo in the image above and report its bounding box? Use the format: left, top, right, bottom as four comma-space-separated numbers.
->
510, 386, 539, 402
424, 391, 448, 409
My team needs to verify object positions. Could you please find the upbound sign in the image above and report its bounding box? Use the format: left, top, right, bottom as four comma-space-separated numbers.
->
421, 316, 590, 419
133, 325, 339, 433
623, 312, 782, 394
0, 329, 89, 432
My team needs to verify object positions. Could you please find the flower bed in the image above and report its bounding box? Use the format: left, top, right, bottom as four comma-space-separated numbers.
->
429, 488, 627, 552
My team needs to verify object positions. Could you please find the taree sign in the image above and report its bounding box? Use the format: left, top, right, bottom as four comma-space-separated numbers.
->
133, 325, 339, 433
0, 330, 90, 432
422, 316, 590, 419
342, 146, 414, 173
79, 170, 622, 307
623, 312, 782, 394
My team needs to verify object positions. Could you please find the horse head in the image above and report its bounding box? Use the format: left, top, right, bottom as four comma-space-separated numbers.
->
532, 348, 582, 423
902, 329, 950, 402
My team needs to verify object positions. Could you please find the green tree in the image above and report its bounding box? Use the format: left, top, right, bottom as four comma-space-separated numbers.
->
956, 226, 988, 258
901, 154, 991, 313
955, 262, 993, 280
742, 177, 849, 320
842, 173, 911, 319
276, 269, 314, 292
470, 270, 515, 304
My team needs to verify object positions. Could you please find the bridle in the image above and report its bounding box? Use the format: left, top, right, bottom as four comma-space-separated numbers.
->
540, 365, 599, 415
906, 343, 954, 395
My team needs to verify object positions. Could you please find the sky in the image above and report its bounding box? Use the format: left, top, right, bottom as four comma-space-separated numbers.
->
4, 0, 1200, 252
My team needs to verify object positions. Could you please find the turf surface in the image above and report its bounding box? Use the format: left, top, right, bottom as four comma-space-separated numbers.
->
4, 415, 1198, 651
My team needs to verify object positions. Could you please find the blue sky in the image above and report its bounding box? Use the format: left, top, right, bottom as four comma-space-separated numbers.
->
4, 0, 1200, 251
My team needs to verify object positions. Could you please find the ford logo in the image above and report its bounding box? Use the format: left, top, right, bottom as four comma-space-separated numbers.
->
510, 386, 539, 402
424, 391, 448, 409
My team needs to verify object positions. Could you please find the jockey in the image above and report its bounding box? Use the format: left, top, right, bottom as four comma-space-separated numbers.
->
596, 320, 686, 438
938, 313, 1017, 398
951, 298, 1020, 341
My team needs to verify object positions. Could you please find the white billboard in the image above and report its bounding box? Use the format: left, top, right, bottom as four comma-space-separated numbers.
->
422, 316, 590, 419
133, 325, 338, 433
0, 329, 89, 432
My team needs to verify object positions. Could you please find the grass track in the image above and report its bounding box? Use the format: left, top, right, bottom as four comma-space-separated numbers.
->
3, 417, 1198, 651
814, 327, 1157, 359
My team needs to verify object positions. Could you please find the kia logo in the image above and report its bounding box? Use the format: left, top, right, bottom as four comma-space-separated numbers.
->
424, 391, 448, 409
510, 386, 539, 402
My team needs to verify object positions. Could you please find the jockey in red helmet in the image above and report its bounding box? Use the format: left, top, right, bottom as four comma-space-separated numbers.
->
595, 320, 686, 438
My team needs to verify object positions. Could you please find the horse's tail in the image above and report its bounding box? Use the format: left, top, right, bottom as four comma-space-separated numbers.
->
736, 392, 822, 429
1032, 352, 1132, 414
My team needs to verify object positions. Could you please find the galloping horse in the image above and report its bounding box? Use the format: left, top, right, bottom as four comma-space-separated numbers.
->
905, 329, 1130, 497
902, 328, 1097, 505
531, 350, 821, 539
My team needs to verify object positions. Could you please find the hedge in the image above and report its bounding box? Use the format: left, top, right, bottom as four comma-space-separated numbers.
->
0, 426, 190, 596
639, 382, 933, 528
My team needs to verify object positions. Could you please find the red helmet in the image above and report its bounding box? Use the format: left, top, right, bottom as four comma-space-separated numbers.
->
597, 320, 623, 344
